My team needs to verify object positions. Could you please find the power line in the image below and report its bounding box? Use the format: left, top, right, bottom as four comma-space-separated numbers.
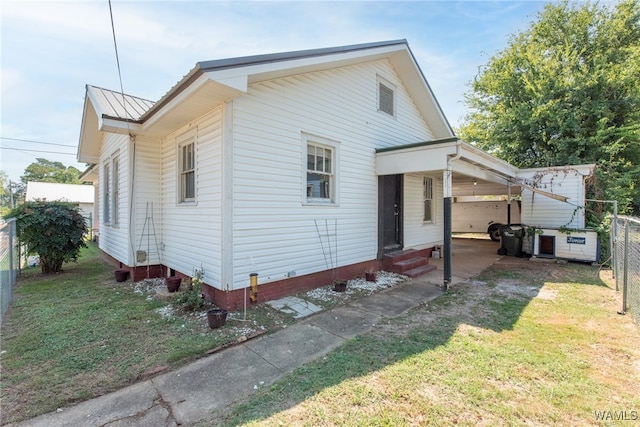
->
0, 147, 76, 155
0, 136, 76, 148
108, 0, 132, 134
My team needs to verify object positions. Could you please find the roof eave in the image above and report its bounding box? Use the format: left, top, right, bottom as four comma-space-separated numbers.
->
77, 91, 101, 164
138, 40, 416, 127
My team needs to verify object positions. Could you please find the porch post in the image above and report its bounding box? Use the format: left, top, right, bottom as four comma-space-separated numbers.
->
507, 182, 512, 224
443, 168, 452, 290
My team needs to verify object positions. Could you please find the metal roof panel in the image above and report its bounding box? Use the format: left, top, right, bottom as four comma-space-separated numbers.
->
87, 85, 154, 120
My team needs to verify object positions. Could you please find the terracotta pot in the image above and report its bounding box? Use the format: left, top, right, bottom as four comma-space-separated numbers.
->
115, 269, 129, 282
166, 276, 181, 293
207, 309, 228, 329
365, 272, 377, 282
333, 280, 347, 292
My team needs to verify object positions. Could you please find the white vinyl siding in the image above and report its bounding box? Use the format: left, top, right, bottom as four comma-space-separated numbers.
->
132, 136, 163, 267
404, 173, 443, 249
518, 167, 589, 229
97, 133, 130, 264
229, 59, 435, 288
160, 107, 223, 288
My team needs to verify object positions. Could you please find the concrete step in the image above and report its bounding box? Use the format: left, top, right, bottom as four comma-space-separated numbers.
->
391, 256, 430, 274
403, 264, 437, 278
383, 248, 433, 271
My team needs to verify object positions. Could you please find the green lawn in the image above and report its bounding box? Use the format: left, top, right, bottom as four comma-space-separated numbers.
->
206, 262, 640, 426
2, 245, 638, 426
0, 242, 292, 423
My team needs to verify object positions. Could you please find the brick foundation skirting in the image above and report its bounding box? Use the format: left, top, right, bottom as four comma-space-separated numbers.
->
101, 251, 166, 282
100, 248, 381, 310
201, 259, 381, 310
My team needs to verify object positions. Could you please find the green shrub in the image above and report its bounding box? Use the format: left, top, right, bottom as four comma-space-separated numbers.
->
7, 201, 87, 273
173, 269, 207, 311
173, 281, 206, 311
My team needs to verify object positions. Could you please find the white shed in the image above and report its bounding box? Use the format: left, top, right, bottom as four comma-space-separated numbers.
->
25, 181, 95, 224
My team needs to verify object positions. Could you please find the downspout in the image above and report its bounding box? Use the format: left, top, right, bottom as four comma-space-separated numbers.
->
443, 139, 462, 290
128, 134, 137, 268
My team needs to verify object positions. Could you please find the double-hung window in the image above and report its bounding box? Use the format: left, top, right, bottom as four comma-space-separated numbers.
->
423, 176, 433, 223
103, 162, 111, 224
112, 154, 119, 225
179, 137, 196, 203
305, 134, 337, 204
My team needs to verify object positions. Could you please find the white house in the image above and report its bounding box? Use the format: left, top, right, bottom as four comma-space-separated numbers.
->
77, 40, 593, 308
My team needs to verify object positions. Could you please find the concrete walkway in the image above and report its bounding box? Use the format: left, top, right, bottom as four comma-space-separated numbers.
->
10, 238, 501, 427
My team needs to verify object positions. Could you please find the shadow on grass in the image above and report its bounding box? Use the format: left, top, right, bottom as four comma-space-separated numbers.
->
210, 258, 610, 426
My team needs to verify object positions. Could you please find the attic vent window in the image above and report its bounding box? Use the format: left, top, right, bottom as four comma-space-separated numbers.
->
377, 77, 396, 117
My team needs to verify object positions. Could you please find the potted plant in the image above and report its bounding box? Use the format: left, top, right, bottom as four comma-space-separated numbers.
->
115, 269, 129, 282
365, 269, 377, 282
207, 308, 228, 329
166, 276, 181, 292
333, 280, 347, 292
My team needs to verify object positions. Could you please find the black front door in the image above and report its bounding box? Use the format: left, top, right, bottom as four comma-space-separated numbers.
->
379, 174, 403, 254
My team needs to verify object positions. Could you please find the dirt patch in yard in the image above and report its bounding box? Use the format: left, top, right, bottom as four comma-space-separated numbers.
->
212, 258, 640, 427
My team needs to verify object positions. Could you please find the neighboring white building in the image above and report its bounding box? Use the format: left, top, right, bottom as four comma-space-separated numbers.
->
77, 40, 594, 308
25, 181, 95, 226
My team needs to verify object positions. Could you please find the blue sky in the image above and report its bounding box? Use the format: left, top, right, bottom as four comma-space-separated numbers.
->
1, 0, 549, 182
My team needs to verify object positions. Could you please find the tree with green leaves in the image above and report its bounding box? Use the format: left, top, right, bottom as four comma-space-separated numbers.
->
21, 158, 82, 185
0, 171, 25, 216
0, 171, 9, 216
7, 202, 87, 274
459, 0, 640, 217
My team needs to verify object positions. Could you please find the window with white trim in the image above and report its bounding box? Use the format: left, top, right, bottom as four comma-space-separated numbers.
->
377, 76, 396, 117
112, 154, 119, 225
423, 176, 433, 223
103, 162, 110, 224
305, 135, 337, 204
178, 137, 196, 203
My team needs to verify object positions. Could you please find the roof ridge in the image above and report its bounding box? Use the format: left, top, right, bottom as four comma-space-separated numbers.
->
86, 84, 154, 103
196, 39, 408, 72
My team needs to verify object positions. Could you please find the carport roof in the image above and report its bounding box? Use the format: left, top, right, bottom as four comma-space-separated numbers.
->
375, 137, 459, 153
375, 138, 519, 186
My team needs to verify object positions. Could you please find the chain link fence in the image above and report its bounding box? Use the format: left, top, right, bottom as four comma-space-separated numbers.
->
612, 215, 640, 324
1, 219, 19, 324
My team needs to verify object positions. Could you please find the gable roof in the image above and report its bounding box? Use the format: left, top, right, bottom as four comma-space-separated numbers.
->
88, 85, 154, 121
78, 40, 454, 163
78, 86, 155, 163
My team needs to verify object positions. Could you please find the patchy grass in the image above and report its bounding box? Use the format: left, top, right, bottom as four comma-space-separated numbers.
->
207, 261, 640, 426
0, 244, 407, 424
0, 243, 292, 423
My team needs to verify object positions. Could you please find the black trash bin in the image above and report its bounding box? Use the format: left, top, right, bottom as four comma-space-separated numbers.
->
497, 225, 524, 256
